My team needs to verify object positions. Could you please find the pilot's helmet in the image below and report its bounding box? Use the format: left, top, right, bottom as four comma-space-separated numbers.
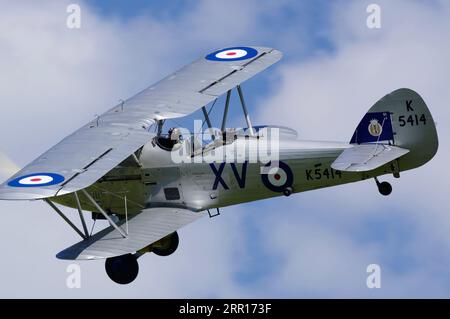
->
169, 127, 182, 141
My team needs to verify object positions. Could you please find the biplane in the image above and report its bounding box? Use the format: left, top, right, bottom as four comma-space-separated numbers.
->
0, 46, 438, 284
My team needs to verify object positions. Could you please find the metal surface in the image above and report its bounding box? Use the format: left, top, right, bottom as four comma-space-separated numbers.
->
74, 192, 89, 238
201, 106, 213, 129
125, 196, 129, 235
131, 153, 142, 167
237, 85, 254, 136
221, 90, 231, 132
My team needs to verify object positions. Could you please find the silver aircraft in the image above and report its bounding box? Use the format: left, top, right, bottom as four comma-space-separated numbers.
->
0, 46, 438, 284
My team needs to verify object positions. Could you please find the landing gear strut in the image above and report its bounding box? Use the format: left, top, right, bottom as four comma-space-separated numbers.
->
375, 177, 392, 196
105, 254, 139, 285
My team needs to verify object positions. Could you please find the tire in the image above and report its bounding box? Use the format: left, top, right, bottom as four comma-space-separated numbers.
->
105, 254, 139, 285
378, 181, 392, 196
153, 232, 179, 257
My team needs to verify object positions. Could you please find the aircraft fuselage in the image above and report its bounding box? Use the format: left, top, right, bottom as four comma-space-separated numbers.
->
53, 135, 396, 215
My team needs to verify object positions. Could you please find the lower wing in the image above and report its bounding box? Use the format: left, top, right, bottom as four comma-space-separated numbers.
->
56, 207, 205, 260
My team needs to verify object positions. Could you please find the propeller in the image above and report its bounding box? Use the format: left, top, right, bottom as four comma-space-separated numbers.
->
0, 152, 20, 181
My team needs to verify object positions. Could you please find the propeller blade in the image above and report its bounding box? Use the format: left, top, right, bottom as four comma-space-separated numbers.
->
0, 153, 20, 180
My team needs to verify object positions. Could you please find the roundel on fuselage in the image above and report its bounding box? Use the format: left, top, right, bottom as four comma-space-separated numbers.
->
261, 161, 293, 192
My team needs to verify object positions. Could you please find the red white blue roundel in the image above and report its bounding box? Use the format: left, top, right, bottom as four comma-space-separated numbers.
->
205, 47, 258, 62
8, 173, 65, 188
261, 161, 293, 192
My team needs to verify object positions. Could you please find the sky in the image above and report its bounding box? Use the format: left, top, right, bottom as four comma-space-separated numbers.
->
0, 0, 449, 298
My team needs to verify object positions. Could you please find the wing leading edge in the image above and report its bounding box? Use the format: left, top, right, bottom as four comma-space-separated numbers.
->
0, 46, 282, 200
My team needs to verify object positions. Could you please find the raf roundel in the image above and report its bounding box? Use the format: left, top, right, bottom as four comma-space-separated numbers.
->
205, 46, 258, 62
261, 161, 294, 193
8, 173, 65, 188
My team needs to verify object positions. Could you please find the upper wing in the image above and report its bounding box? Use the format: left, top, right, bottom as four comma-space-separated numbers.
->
0, 46, 282, 200
331, 144, 409, 172
127, 46, 282, 118
56, 207, 206, 260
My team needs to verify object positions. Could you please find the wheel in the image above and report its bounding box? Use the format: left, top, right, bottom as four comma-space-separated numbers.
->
153, 232, 179, 257
378, 181, 392, 196
283, 187, 293, 197
105, 254, 139, 285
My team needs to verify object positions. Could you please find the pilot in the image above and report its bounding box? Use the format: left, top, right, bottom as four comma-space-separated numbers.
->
168, 127, 183, 150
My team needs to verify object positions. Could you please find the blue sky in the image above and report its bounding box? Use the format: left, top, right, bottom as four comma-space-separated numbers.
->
0, 0, 449, 298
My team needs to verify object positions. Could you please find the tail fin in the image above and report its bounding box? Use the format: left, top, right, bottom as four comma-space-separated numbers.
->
349, 88, 438, 171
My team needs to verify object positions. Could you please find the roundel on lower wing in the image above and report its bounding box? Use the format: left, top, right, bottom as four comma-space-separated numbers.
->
261, 161, 294, 192
7, 173, 65, 188
205, 46, 258, 62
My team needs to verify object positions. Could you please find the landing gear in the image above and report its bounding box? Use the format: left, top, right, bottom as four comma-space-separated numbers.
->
104, 232, 180, 284
152, 232, 179, 257
283, 187, 293, 197
105, 254, 139, 285
375, 177, 392, 196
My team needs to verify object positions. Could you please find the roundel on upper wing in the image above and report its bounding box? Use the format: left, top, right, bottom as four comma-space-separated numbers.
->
205, 47, 258, 62
261, 161, 294, 192
7, 173, 65, 188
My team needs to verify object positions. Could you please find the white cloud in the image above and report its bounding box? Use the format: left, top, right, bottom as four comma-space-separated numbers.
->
0, 0, 273, 297
0, 0, 311, 298
251, 0, 450, 297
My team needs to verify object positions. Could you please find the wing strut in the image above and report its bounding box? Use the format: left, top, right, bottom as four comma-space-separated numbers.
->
237, 85, 254, 136
44, 199, 87, 240
201, 106, 213, 129
81, 189, 128, 238
221, 90, 232, 132
74, 191, 89, 238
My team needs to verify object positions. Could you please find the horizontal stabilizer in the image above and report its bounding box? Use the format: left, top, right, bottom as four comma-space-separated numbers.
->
331, 144, 409, 172
56, 207, 205, 260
